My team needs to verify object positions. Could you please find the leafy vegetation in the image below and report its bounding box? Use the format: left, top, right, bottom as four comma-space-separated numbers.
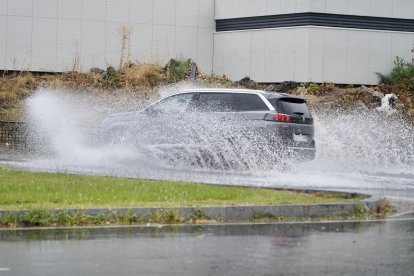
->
300, 82, 336, 96
165, 58, 194, 82
376, 56, 414, 91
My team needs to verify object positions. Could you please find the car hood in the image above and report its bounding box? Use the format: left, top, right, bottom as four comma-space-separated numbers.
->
100, 111, 142, 126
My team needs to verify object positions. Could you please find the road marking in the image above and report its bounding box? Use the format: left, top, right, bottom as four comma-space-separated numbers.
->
0, 268, 10, 272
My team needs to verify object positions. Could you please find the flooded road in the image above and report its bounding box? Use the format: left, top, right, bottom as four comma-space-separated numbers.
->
1, 91, 413, 212
1, 216, 413, 276
0, 90, 413, 275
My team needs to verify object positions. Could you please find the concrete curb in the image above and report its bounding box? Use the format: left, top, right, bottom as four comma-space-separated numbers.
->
0, 191, 383, 222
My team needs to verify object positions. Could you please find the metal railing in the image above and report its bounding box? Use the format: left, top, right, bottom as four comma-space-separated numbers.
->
0, 121, 27, 145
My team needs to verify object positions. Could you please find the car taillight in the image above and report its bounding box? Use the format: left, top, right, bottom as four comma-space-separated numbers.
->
264, 113, 292, 122
274, 113, 291, 122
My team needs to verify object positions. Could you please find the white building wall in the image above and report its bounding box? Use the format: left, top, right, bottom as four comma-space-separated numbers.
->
214, 27, 311, 82
215, 0, 414, 20
1, 0, 413, 85
214, 0, 414, 84
0, 0, 215, 73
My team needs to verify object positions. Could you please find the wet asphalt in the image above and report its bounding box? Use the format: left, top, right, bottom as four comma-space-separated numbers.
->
0, 215, 413, 276
1, 147, 413, 275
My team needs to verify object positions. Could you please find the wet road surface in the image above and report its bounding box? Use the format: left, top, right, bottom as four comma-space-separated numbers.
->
0, 216, 413, 276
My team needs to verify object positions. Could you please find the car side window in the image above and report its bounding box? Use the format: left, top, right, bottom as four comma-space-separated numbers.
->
235, 94, 269, 111
149, 93, 194, 113
192, 93, 235, 112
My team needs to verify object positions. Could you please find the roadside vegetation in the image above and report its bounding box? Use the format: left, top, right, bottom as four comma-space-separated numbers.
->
1, 52, 414, 121
0, 167, 358, 210
0, 167, 364, 227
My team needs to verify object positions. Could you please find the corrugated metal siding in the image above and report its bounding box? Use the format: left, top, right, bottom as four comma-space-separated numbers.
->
216, 13, 414, 33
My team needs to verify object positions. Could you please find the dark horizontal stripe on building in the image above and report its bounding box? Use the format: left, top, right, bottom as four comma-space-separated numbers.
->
216, 12, 414, 32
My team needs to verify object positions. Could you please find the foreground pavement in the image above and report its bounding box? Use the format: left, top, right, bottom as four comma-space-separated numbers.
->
0, 214, 413, 276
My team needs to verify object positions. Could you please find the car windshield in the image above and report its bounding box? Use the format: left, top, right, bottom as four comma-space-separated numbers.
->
148, 93, 194, 113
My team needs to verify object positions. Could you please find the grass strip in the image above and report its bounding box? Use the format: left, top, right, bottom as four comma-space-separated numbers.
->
0, 167, 360, 210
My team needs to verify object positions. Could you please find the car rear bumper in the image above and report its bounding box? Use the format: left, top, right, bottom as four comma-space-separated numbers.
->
286, 146, 316, 162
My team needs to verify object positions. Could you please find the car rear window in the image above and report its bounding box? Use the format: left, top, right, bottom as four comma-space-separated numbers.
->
269, 98, 311, 117
235, 94, 269, 111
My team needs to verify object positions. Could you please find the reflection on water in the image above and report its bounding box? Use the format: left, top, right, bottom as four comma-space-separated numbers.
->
0, 218, 413, 276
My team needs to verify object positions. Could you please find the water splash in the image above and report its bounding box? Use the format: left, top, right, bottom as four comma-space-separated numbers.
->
20, 88, 414, 192
24, 89, 141, 166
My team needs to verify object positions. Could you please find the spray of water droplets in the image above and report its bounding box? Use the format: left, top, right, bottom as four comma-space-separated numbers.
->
19, 88, 414, 190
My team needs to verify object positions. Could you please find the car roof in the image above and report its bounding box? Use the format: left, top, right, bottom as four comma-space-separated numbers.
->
180, 88, 268, 94
179, 88, 304, 100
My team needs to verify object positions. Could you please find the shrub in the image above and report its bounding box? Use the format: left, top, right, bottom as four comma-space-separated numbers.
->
377, 56, 414, 91
165, 58, 193, 82
300, 82, 335, 96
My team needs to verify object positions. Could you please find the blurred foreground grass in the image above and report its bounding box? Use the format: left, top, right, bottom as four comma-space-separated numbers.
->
0, 167, 358, 210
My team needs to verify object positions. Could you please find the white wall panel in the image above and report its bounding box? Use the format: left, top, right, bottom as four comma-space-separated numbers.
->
153, 0, 175, 26
130, 23, 153, 62
8, 0, 32, 17
58, 0, 82, 20
214, 0, 238, 19
81, 20, 106, 69
238, 0, 266, 18
0, 15, 6, 68
323, 29, 347, 83
32, 17, 56, 71
278, 29, 295, 81
393, 0, 414, 20
391, 33, 414, 61
369, 32, 392, 84
265, 0, 281, 15
107, 0, 130, 23
279, 0, 296, 14
198, 0, 215, 28
152, 25, 175, 64
130, 0, 153, 24
347, 0, 369, 16
307, 28, 325, 82
250, 31, 266, 81
264, 30, 281, 81
294, 28, 309, 81
213, 32, 251, 80
309, 0, 325, 13
346, 31, 370, 84
295, 0, 311, 13
196, 28, 213, 73
0, 0, 8, 15
370, 0, 393, 18
175, 26, 197, 60
6, 16, 32, 70
57, 19, 82, 71
83, 0, 106, 21
105, 21, 128, 68
176, 0, 198, 27
325, 0, 347, 15
33, 0, 57, 18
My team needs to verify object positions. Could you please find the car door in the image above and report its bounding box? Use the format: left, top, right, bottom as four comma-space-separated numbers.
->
139, 93, 196, 146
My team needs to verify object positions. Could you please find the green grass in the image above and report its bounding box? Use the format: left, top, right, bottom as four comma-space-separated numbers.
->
0, 167, 359, 210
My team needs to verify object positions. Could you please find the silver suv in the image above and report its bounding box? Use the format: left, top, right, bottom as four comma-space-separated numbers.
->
100, 89, 315, 168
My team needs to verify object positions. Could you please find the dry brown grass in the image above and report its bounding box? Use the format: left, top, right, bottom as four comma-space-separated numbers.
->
1, 66, 413, 121
0, 72, 36, 120
122, 63, 167, 88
